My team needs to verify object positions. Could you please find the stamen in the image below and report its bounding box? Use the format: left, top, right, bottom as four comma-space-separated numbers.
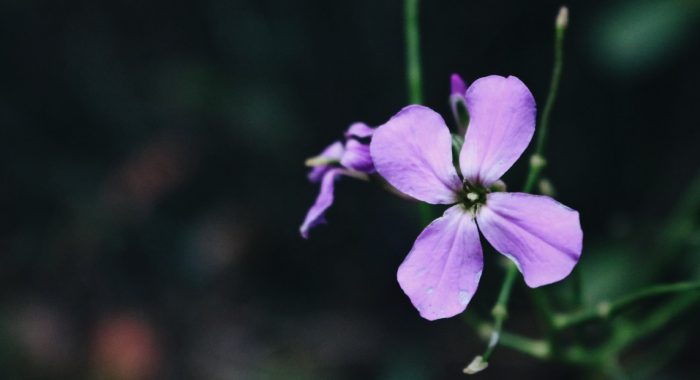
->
467, 192, 479, 201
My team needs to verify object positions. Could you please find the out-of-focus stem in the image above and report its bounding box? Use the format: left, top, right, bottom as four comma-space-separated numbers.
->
475, 9, 569, 365
404, 0, 433, 226
480, 261, 519, 362
405, 0, 423, 105
553, 282, 700, 329
523, 6, 568, 193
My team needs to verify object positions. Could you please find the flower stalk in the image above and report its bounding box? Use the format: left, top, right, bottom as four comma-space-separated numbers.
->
404, 0, 433, 226
523, 6, 568, 194
471, 7, 570, 367
405, 0, 423, 106
553, 281, 700, 329
480, 260, 519, 363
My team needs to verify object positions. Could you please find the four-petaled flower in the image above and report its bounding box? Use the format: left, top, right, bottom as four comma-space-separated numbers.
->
300, 122, 376, 238
370, 75, 583, 320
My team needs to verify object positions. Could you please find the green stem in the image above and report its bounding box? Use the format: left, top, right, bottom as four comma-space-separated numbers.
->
405, 0, 423, 105
481, 261, 519, 362
523, 7, 567, 193
621, 292, 700, 347
649, 168, 700, 278
527, 288, 560, 357
477, 10, 568, 358
462, 311, 550, 359
571, 266, 583, 308
553, 282, 700, 329
404, 0, 432, 226
498, 331, 550, 359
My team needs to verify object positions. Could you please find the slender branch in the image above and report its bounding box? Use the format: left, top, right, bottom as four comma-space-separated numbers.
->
649, 168, 700, 278
553, 282, 700, 329
461, 311, 550, 360
571, 266, 583, 308
404, 0, 432, 226
405, 0, 423, 105
523, 6, 568, 193
498, 331, 550, 359
480, 261, 519, 362
471, 10, 570, 364
527, 287, 562, 358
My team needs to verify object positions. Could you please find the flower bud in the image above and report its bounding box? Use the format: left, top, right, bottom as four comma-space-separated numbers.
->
538, 178, 556, 197
556, 6, 568, 30
463, 355, 488, 374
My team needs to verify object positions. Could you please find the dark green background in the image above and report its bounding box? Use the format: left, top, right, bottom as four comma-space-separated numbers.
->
1, 0, 700, 379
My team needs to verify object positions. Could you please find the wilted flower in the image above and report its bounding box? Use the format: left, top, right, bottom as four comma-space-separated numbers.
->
300, 123, 376, 238
370, 75, 583, 320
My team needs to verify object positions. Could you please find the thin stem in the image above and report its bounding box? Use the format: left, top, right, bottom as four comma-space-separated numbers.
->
527, 288, 560, 357
462, 311, 550, 359
404, 0, 432, 226
498, 331, 550, 359
571, 266, 583, 308
523, 7, 568, 193
405, 0, 423, 105
621, 293, 700, 347
553, 282, 700, 329
535, 7, 566, 158
481, 261, 519, 362
649, 168, 700, 278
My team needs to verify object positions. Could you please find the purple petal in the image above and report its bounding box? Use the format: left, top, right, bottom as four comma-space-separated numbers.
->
308, 141, 344, 183
300, 169, 341, 239
398, 205, 483, 320
450, 73, 467, 96
370, 105, 462, 204
340, 139, 375, 173
459, 75, 536, 187
477, 192, 583, 288
344, 122, 375, 139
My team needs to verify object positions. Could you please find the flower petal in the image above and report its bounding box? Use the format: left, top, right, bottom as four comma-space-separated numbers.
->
450, 73, 467, 96
477, 192, 583, 288
300, 169, 341, 239
459, 75, 536, 186
397, 205, 483, 320
344, 122, 375, 139
308, 141, 344, 183
370, 105, 462, 204
340, 139, 375, 173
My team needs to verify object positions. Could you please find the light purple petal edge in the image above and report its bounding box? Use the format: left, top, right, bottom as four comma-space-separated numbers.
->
459, 75, 536, 187
340, 139, 375, 173
300, 169, 342, 239
308, 141, 344, 183
370, 105, 462, 204
398, 205, 483, 320
477, 192, 583, 288
344, 122, 375, 139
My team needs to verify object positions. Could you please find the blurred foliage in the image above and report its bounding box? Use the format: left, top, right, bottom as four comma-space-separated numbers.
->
0, 0, 699, 379
592, 0, 700, 76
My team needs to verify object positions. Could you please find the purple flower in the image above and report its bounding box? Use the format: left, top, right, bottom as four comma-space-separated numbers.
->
300, 123, 376, 239
370, 75, 583, 320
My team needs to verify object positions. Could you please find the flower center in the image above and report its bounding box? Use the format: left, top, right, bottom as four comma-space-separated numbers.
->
460, 181, 488, 214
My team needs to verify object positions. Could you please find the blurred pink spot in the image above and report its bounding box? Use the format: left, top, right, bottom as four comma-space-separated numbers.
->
91, 314, 162, 380
103, 137, 195, 220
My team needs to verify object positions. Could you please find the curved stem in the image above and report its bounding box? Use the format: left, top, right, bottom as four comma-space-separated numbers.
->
553, 282, 700, 329
480, 261, 519, 362
523, 7, 568, 193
